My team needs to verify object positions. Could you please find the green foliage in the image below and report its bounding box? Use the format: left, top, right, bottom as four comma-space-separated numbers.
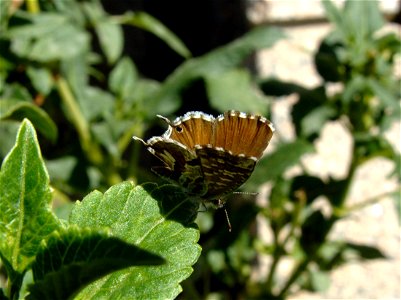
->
1, 0, 399, 299
0, 120, 200, 299
243, 0, 399, 298
29, 227, 165, 300
0, 120, 61, 274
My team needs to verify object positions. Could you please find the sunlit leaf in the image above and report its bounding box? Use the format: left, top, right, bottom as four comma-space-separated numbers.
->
0, 120, 61, 273
70, 182, 201, 299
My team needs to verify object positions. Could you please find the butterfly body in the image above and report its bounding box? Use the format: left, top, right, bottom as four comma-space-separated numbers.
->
134, 111, 275, 204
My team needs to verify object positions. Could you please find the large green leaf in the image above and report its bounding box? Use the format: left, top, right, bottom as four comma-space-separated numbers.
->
28, 226, 164, 300
69, 182, 201, 299
0, 119, 61, 273
151, 26, 284, 112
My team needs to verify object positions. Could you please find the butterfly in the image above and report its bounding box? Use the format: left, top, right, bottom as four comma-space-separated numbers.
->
133, 110, 275, 208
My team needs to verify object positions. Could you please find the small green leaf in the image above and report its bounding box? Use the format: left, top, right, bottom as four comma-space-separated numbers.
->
121, 11, 191, 59
309, 269, 330, 293
109, 56, 138, 99
0, 119, 61, 273
78, 87, 115, 121
300, 210, 332, 253
28, 226, 164, 300
292, 86, 329, 139
300, 106, 337, 138
290, 175, 326, 205
205, 69, 268, 115
247, 140, 314, 189
26, 66, 54, 96
343, 242, 387, 260
95, 19, 123, 64
91, 121, 119, 158
367, 78, 400, 110
70, 182, 201, 299
0, 100, 58, 142
45, 156, 78, 183
322, 1, 345, 36
314, 39, 342, 82
259, 77, 306, 96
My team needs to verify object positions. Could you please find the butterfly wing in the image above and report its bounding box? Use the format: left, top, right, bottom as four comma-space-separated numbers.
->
144, 137, 207, 196
162, 111, 215, 149
195, 145, 256, 200
213, 111, 274, 159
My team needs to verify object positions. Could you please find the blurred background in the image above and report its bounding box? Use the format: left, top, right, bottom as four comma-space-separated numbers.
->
1, 0, 400, 299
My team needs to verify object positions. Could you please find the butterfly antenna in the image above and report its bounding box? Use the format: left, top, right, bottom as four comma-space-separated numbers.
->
224, 208, 232, 232
132, 136, 146, 145
156, 115, 173, 126
233, 191, 259, 196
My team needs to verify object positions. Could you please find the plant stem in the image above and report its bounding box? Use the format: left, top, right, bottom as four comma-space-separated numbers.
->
335, 189, 399, 217
26, 0, 40, 13
56, 76, 103, 165
265, 239, 282, 293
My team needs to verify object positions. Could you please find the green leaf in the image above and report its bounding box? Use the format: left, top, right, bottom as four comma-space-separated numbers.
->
205, 69, 269, 115
69, 182, 201, 299
95, 19, 123, 64
28, 226, 164, 300
1, 83, 32, 102
61, 54, 89, 101
318, 240, 386, 271
9, 13, 90, 62
354, 134, 399, 164
78, 87, 115, 121
290, 175, 327, 205
0, 0, 11, 32
0, 119, 61, 273
321, 1, 345, 35
26, 66, 54, 96
80, 0, 124, 63
367, 78, 400, 110
91, 121, 119, 158
300, 105, 337, 138
292, 86, 329, 139
343, 242, 387, 260
343, 0, 384, 38
45, 156, 78, 183
309, 269, 330, 293
314, 39, 342, 82
109, 56, 138, 99
120, 11, 191, 59
246, 140, 315, 189
0, 120, 20, 159
259, 77, 306, 96
152, 26, 284, 113
0, 100, 58, 142
300, 210, 332, 253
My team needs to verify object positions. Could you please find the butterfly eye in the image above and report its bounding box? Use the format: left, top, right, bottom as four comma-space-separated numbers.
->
175, 126, 183, 133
